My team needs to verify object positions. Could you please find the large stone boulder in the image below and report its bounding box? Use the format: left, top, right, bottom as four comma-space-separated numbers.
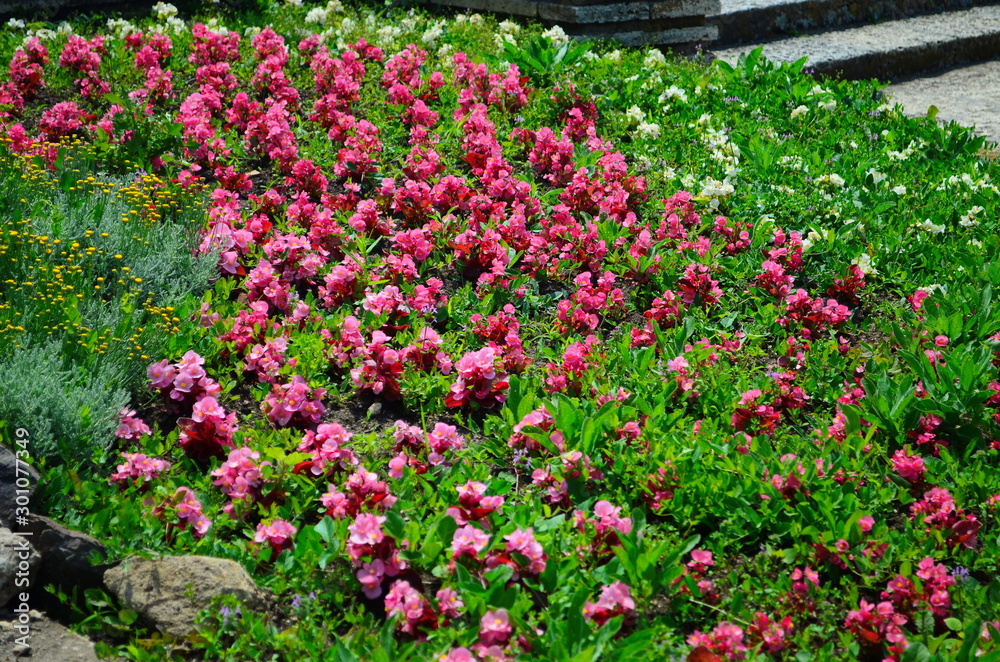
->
0, 445, 40, 530
103, 556, 269, 637
0, 527, 40, 607
24, 515, 111, 595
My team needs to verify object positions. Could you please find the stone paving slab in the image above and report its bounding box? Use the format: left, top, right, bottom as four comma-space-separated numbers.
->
713, 6, 1000, 80
887, 59, 1000, 146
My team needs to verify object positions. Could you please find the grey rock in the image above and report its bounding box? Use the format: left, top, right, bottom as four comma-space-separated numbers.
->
0, 529, 39, 608
0, 446, 39, 530
0, 610, 100, 662
23, 515, 111, 594
104, 555, 269, 637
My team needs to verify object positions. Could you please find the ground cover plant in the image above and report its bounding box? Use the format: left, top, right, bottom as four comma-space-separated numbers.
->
1, 1, 1000, 660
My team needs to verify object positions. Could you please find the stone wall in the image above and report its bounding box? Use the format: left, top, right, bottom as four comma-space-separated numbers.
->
426, 0, 721, 47
2, 0, 720, 48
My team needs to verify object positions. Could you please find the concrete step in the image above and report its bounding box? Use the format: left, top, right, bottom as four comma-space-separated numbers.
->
709, 0, 998, 47
887, 59, 1000, 145
712, 6, 1000, 80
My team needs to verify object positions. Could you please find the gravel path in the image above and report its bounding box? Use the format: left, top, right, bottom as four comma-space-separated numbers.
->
887, 58, 1000, 145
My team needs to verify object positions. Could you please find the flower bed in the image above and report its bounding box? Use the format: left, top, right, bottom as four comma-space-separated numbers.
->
2, 2, 1000, 660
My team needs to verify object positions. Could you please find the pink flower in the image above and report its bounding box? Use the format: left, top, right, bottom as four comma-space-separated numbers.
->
109, 452, 170, 487
451, 525, 490, 559
348, 513, 387, 546
163, 487, 211, 538
254, 519, 297, 554
212, 447, 269, 502
445, 347, 509, 408
263, 375, 326, 428
583, 581, 636, 627
357, 559, 385, 598
436, 587, 463, 618
439, 648, 475, 662
114, 409, 151, 441
147, 360, 176, 389
478, 609, 512, 647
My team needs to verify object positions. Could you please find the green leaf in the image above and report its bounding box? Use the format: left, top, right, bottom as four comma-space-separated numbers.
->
956, 619, 984, 662
332, 639, 361, 662
902, 643, 931, 662
384, 510, 407, 541
315, 517, 336, 544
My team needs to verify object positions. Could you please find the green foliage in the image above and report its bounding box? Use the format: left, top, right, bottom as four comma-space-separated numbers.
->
0, 148, 215, 462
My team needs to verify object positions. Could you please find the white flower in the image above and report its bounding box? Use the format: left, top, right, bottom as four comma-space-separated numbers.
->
6, 18, 25, 29
819, 99, 837, 112
24, 29, 55, 43
852, 253, 876, 275
644, 49, 665, 67
286, 0, 303, 5
969, 239, 984, 248
635, 122, 661, 139
306, 8, 329, 24
244, 26, 262, 37
604, 50, 621, 62
959, 205, 984, 227
780, 156, 804, 171
801, 229, 823, 251
699, 177, 735, 200
56, 21, 73, 36
467, 13, 484, 25
166, 16, 186, 34
422, 24, 444, 45
891, 185, 907, 195
106, 18, 138, 39
376, 25, 400, 45
498, 20, 520, 35
152, 2, 178, 19
625, 105, 645, 124
791, 105, 809, 118
817, 173, 846, 189
913, 219, 946, 234
658, 85, 687, 105
542, 24, 569, 47
867, 168, 886, 184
